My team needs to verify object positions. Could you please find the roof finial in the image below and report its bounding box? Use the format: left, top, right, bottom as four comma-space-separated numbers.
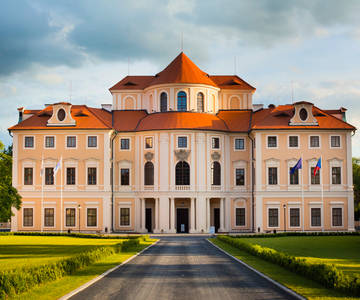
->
181, 32, 183, 52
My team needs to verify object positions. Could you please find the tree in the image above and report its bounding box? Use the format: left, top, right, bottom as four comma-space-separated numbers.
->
0, 141, 21, 222
353, 157, 360, 221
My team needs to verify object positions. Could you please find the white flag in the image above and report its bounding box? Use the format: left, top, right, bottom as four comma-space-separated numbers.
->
54, 158, 61, 176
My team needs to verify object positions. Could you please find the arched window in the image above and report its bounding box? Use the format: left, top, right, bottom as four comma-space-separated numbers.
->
160, 92, 167, 112
144, 162, 154, 185
197, 92, 204, 112
177, 91, 187, 111
175, 161, 190, 185
212, 162, 221, 186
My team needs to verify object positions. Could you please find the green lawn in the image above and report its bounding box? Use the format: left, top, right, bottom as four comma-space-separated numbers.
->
0, 235, 131, 270
238, 235, 360, 278
211, 238, 357, 300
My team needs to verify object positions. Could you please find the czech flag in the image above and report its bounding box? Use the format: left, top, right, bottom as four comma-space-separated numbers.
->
313, 158, 321, 176
290, 158, 302, 174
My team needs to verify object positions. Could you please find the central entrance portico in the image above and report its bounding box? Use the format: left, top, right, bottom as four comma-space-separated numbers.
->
176, 208, 189, 233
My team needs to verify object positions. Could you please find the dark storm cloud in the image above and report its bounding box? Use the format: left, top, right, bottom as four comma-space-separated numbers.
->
1, 0, 360, 76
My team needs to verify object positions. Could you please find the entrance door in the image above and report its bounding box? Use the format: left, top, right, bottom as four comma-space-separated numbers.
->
145, 208, 152, 233
176, 208, 189, 233
214, 208, 220, 233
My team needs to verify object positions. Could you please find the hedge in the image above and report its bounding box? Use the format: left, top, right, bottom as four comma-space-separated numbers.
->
217, 235, 360, 296
0, 231, 141, 239
230, 231, 360, 239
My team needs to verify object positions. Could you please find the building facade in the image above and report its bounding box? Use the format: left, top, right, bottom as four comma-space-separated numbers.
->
9, 52, 356, 233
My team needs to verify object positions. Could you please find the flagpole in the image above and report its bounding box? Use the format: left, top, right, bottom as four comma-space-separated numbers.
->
321, 156, 324, 232
41, 155, 44, 232
301, 154, 304, 232
60, 156, 63, 233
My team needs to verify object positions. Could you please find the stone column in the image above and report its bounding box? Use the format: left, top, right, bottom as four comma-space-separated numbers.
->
169, 197, 176, 233
154, 198, 160, 233
219, 198, 226, 232
190, 198, 196, 233
207, 197, 211, 232
158, 196, 169, 233
140, 198, 147, 233
196, 196, 207, 233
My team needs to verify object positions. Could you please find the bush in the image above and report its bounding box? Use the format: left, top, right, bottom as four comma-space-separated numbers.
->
230, 231, 360, 239
217, 235, 360, 296
0, 246, 115, 299
0, 231, 141, 239
120, 238, 140, 252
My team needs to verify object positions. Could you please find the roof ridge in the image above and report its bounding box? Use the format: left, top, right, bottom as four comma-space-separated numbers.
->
82, 106, 112, 128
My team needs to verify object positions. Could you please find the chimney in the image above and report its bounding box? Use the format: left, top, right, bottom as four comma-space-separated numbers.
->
17, 107, 24, 123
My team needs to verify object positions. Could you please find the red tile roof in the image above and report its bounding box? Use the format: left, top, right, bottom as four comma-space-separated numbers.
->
109, 52, 254, 91
113, 110, 148, 131
217, 110, 252, 132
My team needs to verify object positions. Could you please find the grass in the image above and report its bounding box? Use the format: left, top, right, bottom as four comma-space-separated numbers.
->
10, 242, 154, 300
0, 235, 131, 270
211, 237, 359, 300
238, 235, 360, 278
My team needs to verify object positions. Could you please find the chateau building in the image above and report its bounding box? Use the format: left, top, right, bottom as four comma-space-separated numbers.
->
9, 52, 356, 233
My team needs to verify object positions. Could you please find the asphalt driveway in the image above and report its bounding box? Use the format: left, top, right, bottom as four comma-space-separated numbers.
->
69, 236, 298, 300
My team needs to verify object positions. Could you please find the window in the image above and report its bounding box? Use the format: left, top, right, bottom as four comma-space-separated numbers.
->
44, 208, 54, 227
87, 167, 97, 185
311, 167, 320, 184
144, 162, 154, 185
120, 208, 130, 226
289, 168, 299, 185
121, 168, 130, 186
66, 167, 76, 185
332, 167, 341, 184
331, 136, 340, 148
175, 161, 190, 185
45, 136, 55, 148
24, 167, 33, 185
177, 91, 187, 111
24, 136, 34, 148
23, 208, 33, 227
211, 162, 221, 186
267, 136, 277, 148
87, 208, 97, 227
145, 137, 153, 149
310, 136, 320, 148
289, 136, 298, 148
332, 207, 342, 227
311, 208, 321, 227
45, 168, 54, 185
299, 108, 308, 121
88, 136, 97, 148
236, 168, 245, 186
236, 208, 245, 226
289, 208, 300, 227
178, 136, 187, 148
268, 167, 278, 185
57, 108, 66, 121
66, 208, 75, 227
197, 92, 204, 112
268, 208, 278, 227
235, 138, 245, 150
212, 137, 220, 149
67, 136, 76, 148
160, 92, 167, 112
120, 138, 130, 150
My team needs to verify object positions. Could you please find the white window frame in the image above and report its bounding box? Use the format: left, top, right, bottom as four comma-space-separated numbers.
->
309, 205, 322, 228
43, 159, 57, 191
86, 135, 98, 149
266, 135, 278, 149
265, 158, 280, 190
43, 206, 56, 228
119, 137, 131, 151
144, 136, 154, 150
287, 159, 300, 190
86, 207, 98, 228
308, 158, 322, 190
23, 135, 35, 150
63, 159, 78, 190
329, 158, 343, 190
85, 159, 99, 189
64, 206, 77, 228
234, 137, 246, 151
65, 135, 77, 149
159, 90, 169, 112
309, 135, 321, 149
288, 135, 300, 149
267, 206, 280, 229
44, 135, 56, 149
331, 205, 344, 228
22, 160, 36, 190
233, 160, 247, 190
22, 206, 34, 228
288, 206, 301, 229
211, 136, 221, 150
176, 90, 188, 111
119, 206, 132, 228
329, 135, 342, 149
118, 160, 132, 190
176, 135, 189, 149
234, 205, 247, 227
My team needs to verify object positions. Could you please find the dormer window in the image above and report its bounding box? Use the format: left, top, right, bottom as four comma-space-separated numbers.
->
57, 109, 66, 121
299, 108, 308, 121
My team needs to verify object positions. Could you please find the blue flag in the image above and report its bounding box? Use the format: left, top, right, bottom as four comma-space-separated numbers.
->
290, 158, 302, 175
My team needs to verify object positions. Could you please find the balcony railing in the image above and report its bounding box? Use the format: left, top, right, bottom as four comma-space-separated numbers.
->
175, 185, 190, 191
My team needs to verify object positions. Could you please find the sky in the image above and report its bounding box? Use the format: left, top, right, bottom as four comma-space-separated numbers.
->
1, 0, 360, 155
